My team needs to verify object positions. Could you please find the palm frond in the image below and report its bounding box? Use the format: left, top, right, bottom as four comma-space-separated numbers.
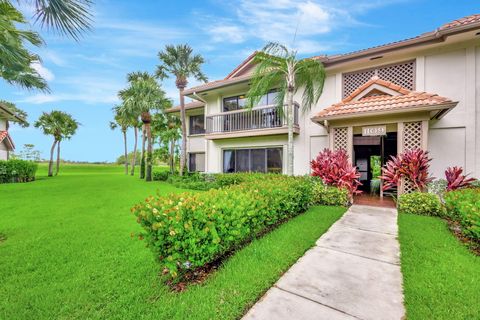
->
31, 0, 93, 41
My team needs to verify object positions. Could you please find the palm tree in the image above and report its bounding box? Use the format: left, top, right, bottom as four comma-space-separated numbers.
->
1, 0, 92, 90
246, 43, 326, 175
130, 119, 142, 176
156, 44, 207, 175
152, 111, 181, 174
34, 110, 79, 176
110, 106, 132, 175
119, 72, 168, 181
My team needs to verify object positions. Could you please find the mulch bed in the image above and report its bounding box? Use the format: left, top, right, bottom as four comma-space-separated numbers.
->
445, 219, 480, 256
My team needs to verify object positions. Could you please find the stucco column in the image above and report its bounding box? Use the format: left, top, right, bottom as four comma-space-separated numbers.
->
347, 126, 354, 164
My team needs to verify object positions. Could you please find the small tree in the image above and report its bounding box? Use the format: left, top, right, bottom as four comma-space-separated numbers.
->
110, 105, 133, 175
34, 110, 79, 176
152, 112, 181, 174
247, 43, 326, 175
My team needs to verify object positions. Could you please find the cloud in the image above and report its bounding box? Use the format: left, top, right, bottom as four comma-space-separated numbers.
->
209, 24, 246, 44
31, 62, 55, 81
201, 0, 398, 54
18, 75, 123, 105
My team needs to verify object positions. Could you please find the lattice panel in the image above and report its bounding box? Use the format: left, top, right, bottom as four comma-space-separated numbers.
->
378, 61, 415, 91
402, 178, 417, 194
342, 60, 415, 98
343, 69, 375, 98
403, 121, 422, 151
333, 127, 348, 151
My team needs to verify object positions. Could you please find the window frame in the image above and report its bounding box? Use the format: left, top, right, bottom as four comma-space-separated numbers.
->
222, 147, 283, 173
188, 152, 205, 172
222, 89, 279, 112
189, 114, 205, 135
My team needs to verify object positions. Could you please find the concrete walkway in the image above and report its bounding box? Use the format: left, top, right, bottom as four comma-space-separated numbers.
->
243, 205, 405, 320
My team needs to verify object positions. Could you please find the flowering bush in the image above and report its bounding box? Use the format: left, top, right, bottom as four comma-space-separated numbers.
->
444, 188, 480, 241
445, 166, 476, 191
310, 149, 361, 199
381, 149, 433, 192
0, 160, 37, 183
132, 175, 312, 278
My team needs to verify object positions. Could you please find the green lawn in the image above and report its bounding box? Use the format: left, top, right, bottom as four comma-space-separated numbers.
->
398, 214, 480, 320
0, 164, 344, 319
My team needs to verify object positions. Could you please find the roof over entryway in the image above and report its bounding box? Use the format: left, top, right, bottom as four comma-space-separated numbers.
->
311, 76, 458, 123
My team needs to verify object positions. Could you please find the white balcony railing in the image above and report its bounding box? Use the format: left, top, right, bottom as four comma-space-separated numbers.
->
205, 104, 299, 134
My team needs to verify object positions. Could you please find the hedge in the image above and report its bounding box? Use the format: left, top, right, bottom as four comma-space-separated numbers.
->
398, 192, 444, 216
0, 160, 37, 183
444, 188, 480, 241
132, 175, 313, 278
310, 177, 348, 206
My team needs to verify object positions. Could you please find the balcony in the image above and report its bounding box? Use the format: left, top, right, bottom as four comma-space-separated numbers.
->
205, 104, 299, 139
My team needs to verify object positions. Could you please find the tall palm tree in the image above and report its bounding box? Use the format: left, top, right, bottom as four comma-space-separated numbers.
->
246, 43, 326, 175
1, 0, 92, 90
156, 44, 207, 175
130, 119, 142, 176
119, 72, 168, 181
34, 110, 79, 176
110, 105, 132, 175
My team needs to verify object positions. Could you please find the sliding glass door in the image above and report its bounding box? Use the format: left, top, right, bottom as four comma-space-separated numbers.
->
222, 147, 283, 173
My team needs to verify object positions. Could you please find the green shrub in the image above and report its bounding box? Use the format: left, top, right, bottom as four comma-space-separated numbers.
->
132, 175, 312, 278
444, 188, 480, 241
0, 160, 37, 183
398, 192, 444, 216
311, 178, 348, 206
153, 171, 171, 181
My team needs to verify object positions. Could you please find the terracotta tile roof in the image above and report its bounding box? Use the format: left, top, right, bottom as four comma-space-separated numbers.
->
165, 100, 205, 113
313, 77, 456, 120
0, 130, 7, 144
440, 14, 480, 30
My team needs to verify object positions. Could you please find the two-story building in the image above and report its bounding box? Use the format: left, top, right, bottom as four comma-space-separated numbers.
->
166, 14, 480, 194
0, 103, 22, 160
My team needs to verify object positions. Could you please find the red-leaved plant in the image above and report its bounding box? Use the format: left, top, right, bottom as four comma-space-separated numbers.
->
380, 148, 433, 192
310, 148, 362, 200
445, 166, 476, 191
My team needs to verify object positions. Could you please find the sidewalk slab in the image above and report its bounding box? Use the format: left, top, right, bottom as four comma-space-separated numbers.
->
243, 287, 358, 320
275, 246, 404, 320
242, 205, 405, 320
316, 226, 400, 265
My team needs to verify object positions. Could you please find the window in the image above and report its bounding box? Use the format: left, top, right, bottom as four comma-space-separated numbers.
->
222, 147, 283, 173
189, 153, 205, 172
222, 89, 279, 112
189, 115, 205, 135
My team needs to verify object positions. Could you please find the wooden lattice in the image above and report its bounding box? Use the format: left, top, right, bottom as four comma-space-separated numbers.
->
342, 60, 415, 98
378, 61, 415, 91
403, 121, 422, 151
333, 127, 348, 151
402, 178, 417, 194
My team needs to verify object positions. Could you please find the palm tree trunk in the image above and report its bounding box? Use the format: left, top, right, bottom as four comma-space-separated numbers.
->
140, 125, 146, 179
55, 140, 61, 176
145, 123, 153, 181
179, 87, 187, 176
48, 140, 57, 177
169, 138, 175, 174
130, 126, 138, 176
287, 89, 294, 176
123, 129, 128, 175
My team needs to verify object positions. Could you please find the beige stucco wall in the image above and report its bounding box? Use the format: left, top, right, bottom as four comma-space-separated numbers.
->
0, 118, 6, 131
0, 141, 8, 160
190, 40, 480, 178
